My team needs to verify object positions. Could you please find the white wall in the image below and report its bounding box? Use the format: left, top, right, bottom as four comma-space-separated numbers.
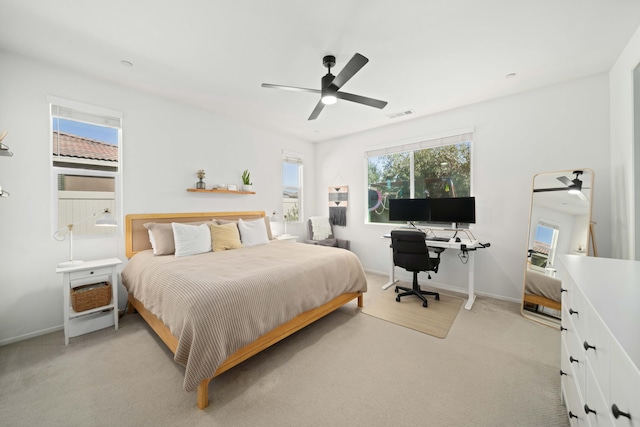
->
315, 74, 611, 302
0, 52, 313, 344
610, 24, 640, 260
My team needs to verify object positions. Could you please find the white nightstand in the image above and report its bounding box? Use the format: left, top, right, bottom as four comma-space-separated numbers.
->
56, 258, 122, 345
276, 234, 298, 243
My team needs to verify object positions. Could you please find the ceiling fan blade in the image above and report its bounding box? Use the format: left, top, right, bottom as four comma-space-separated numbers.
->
337, 91, 388, 109
308, 100, 325, 120
533, 187, 571, 193
331, 53, 368, 89
557, 176, 572, 187
574, 191, 588, 202
261, 83, 320, 94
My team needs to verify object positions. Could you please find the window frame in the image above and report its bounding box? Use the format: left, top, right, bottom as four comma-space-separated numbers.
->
364, 128, 474, 226
49, 96, 123, 237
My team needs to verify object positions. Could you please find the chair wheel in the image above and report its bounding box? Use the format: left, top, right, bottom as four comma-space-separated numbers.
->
396, 296, 401, 302
423, 301, 428, 307
394, 287, 399, 293
435, 295, 440, 301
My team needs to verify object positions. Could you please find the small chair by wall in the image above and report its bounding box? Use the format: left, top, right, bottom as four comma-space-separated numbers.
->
305, 217, 350, 250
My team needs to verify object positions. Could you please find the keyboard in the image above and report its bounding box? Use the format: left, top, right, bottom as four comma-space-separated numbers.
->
426, 237, 450, 242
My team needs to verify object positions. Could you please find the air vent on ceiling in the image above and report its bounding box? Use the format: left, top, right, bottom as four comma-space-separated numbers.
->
386, 109, 415, 119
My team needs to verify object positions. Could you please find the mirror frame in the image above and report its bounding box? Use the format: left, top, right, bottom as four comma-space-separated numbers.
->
521, 168, 595, 328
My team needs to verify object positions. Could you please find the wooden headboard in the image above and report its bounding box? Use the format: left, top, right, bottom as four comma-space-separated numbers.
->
125, 211, 266, 258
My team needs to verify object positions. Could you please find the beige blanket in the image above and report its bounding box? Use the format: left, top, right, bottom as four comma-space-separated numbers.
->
121, 241, 367, 391
525, 268, 562, 303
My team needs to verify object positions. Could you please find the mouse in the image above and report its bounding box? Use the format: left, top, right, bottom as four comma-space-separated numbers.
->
455, 237, 461, 243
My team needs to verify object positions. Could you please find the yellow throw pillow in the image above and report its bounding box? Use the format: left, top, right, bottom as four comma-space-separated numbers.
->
208, 222, 243, 252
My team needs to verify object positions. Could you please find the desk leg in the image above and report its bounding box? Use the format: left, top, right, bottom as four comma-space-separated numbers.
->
464, 250, 476, 310
382, 245, 398, 290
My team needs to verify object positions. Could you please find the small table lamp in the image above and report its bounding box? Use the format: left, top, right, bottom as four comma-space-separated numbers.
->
55, 208, 117, 268
270, 211, 290, 237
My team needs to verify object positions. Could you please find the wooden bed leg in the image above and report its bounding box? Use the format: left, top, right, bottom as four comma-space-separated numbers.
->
126, 295, 135, 314
357, 293, 364, 308
197, 379, 210, 410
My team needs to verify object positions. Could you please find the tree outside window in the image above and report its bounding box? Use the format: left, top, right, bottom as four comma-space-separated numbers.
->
367, 138, 471, 224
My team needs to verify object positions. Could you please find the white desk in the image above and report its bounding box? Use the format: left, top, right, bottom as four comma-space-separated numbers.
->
382, 234, 485, 310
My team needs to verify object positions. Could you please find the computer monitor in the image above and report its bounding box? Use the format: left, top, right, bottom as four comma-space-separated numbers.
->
388, 198, 432, 222
429, 197, 476, 224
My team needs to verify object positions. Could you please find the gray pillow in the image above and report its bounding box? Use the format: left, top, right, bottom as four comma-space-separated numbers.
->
144, 222, 175, 255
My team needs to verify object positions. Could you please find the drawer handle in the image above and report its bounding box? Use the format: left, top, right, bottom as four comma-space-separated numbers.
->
569, 356, 579, 364
569, 411, 578, 419
583, 341, 596, 351
560, 287, 567, 293
90, 271, 94, 275
560, 326, 567, 332
584, 404, 597, 415
612, 404, 631, 420
569, 308, 579, 316
559, 370, 567, 376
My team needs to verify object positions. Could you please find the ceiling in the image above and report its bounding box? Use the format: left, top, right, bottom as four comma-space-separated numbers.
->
2, 1, 640, 143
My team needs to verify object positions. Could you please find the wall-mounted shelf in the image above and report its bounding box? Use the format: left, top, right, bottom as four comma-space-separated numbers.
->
187, 188, 255, 195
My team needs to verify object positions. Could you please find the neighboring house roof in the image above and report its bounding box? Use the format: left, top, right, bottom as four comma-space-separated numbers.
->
52, 131, 117, 162
532, 242, 551, 255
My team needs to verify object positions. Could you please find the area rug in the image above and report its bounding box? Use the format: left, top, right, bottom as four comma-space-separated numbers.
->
362, 287, 464, 338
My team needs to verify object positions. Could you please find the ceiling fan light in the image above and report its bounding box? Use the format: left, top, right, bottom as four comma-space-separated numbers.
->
568, 188, 581, 195
321, 94, 337, 105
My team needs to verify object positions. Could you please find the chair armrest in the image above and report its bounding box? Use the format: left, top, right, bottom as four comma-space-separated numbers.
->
336, 239, 350, 250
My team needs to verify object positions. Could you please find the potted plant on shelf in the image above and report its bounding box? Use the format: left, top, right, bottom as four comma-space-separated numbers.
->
196, 169, 206, 189
241, 169, 253, 192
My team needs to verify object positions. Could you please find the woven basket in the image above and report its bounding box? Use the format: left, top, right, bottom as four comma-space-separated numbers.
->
71, 282, 112, 312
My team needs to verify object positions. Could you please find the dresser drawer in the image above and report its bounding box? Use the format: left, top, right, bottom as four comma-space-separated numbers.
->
610, 343, 640, 426
562, 337, 584, 424
567, 285, 586, 339
584, 301, 610, 399
584, 363, 614, 427
564, 305, 586, 394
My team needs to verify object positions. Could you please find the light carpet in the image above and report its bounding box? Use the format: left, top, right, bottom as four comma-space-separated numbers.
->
362, 285, 464, 338
0, 272, 569, 427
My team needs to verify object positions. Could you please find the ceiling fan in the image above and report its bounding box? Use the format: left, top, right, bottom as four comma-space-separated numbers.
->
261, 53, 388, 120
533, 170, 588, 200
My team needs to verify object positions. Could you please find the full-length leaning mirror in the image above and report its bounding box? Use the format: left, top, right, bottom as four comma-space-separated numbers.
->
521, 169, 594, 327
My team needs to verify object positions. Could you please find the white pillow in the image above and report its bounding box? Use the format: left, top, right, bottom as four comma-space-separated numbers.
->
172, 222, 212, 257
238, 218, 270, 247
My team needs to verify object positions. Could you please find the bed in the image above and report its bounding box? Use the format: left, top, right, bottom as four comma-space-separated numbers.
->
523, 268, 562, 311
122, 211, 367, 409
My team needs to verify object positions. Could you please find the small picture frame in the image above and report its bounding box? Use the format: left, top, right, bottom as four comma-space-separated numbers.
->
227, 184, 237, 191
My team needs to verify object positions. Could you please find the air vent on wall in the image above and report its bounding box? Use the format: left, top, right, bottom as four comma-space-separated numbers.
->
386, 109, 415, 119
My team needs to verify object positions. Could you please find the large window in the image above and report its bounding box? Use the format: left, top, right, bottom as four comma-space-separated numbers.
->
282, 151, 303, 222
50, 97, 122, 236
366, 131, 472, 224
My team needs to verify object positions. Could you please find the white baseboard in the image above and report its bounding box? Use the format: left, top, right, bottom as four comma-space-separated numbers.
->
362, 268, 522, 304
0, 324, 63, 347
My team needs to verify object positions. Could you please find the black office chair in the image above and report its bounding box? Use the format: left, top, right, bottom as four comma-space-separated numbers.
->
391, 230, 442, 308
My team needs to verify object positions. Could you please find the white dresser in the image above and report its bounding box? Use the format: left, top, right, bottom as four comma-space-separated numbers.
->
558, 255, 640, 426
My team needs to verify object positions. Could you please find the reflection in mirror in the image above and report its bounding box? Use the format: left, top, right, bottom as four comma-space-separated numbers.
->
521, 169, 594, 327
